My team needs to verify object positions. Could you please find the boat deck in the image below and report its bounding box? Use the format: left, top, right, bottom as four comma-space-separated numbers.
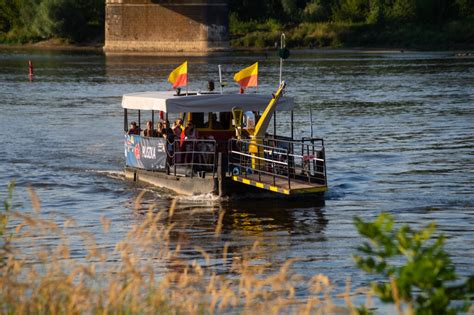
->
231, 173, 327, 195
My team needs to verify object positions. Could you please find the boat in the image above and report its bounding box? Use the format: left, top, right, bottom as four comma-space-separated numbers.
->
122, 81, 328, 197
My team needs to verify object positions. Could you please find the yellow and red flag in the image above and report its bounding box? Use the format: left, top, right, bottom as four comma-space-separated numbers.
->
168, 61, 188, 89
233, 62, 258, 89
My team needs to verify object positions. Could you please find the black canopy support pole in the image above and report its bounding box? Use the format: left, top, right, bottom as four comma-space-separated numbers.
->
124, 109, 128, 132
152, 110, 155, 127
138, 110, 141, 129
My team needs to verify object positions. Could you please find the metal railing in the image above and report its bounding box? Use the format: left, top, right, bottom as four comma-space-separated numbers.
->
228, 137, 327, 190
169, 138, 218, 178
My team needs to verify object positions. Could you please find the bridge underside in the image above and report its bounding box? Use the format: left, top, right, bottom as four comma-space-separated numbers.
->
104, 0, 229, 56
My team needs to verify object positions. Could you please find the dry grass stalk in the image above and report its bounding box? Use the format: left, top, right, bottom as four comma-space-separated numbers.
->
0, 189, 381, 314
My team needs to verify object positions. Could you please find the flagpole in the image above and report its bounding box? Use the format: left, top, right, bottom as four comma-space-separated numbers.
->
218, 65, 223, 94
256, 63, 259, 93
279, 33, 285, 84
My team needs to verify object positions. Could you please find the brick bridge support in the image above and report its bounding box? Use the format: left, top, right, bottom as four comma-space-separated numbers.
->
104, 0, 229, 55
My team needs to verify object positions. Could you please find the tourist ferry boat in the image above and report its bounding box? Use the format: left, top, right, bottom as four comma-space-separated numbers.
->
122, 82, 327, 197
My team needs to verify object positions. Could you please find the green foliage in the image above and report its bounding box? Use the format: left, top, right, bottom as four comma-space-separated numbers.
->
0, 0, 472, 47
456, 0, 474, 17
387, 0, 417, 22
0, 0, 104, 43
302, 0, 334, 22
366, 0, 384, 24
353, 213, 473, 314
281, 0, 301, 20
0, 0, 20, 32
333, 0, 370, 23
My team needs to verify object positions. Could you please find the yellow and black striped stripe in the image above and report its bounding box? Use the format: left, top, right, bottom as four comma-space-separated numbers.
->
232, 176, 290, 194
231, 176, 328, 195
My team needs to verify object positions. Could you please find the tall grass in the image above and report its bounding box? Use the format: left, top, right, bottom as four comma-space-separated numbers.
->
1, 187, 369, 314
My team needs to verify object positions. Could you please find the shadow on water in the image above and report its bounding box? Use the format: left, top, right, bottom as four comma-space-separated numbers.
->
222, 198, 327, 235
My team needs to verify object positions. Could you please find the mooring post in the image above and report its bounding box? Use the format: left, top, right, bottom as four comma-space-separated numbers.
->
28, 60, 33, 82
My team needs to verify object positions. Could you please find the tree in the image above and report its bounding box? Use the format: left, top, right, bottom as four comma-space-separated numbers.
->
388, 0, 417, 23
333, 0, 370, 22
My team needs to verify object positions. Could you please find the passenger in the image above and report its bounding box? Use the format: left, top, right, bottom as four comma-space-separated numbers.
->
162, 121, 175, 165
163, 120, 174, 142
197, 135, 215, 167
184, 121, 199, 163
143, 120, 156, 137
173, 119, 184, 163
185, 121, 199, 140
173, 118, 184, 137
207, 80, 215, 92
127, 121, 140, 135
155, 121, 164, 137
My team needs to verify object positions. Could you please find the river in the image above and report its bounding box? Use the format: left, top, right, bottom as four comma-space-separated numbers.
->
0, 48, 472, 304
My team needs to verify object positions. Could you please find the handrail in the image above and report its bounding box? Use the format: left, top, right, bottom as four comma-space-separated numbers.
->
228, 137, 327, 189
170, 138, 218, 178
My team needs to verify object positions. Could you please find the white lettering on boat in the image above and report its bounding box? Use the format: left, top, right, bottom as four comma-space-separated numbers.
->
141, 146, 156, 159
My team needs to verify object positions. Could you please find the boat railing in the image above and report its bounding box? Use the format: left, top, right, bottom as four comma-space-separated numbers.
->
264, 136, 326, 184
170, 138, 218, 178
228, 137, 327, 190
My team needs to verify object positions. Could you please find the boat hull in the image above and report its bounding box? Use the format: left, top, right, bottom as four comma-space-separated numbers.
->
125, 167, 218, 196
125, 167, 326, 199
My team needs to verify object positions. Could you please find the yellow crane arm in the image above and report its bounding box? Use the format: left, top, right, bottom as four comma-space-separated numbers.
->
250, 81, 287, 138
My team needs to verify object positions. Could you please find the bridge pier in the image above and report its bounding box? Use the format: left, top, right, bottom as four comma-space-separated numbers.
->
104, 0, 229, 56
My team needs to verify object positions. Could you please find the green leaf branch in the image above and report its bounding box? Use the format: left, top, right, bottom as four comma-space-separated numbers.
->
353, 213, 473, 314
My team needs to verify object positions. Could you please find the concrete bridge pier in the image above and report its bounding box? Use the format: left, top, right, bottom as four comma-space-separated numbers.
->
104, 0, 229, 56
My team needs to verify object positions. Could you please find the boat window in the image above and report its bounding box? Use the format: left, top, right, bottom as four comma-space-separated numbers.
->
208, 112, 231, 130
219, 112, 231, 130
191, 112, 207, 128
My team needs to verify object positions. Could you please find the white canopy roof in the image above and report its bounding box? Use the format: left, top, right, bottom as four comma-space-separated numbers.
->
121, 91, 294, 113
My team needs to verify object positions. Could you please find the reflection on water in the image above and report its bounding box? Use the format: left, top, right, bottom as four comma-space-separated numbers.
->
0, 48, 473, 295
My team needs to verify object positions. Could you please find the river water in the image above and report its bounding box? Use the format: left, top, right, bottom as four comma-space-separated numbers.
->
0, 48, 473, 301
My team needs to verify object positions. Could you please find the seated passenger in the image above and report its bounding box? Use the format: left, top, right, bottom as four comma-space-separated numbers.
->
155, 121, 164, 137
127, 121, 140, 135
143, 120, 156, 137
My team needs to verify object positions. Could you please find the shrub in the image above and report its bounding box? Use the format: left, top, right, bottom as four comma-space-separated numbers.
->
354, 213, 474, 314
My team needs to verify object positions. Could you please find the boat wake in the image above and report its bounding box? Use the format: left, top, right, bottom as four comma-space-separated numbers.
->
88, 169, 126, 181
174, 193, 224, 203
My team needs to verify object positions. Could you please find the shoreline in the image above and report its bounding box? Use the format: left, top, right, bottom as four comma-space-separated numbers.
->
0, 41, 103, 52
1, 41, 472, 55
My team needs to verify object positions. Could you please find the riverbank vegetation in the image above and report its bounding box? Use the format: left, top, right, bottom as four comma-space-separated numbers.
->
0, 0, 103, 44
0, 0, 473, 49
1, 183, 473, 314
229, 0, 474, 49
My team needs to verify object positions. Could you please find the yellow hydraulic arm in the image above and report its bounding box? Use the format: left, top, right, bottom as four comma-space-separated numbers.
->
248, 81, 287, 138
247, 81, 286, 167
